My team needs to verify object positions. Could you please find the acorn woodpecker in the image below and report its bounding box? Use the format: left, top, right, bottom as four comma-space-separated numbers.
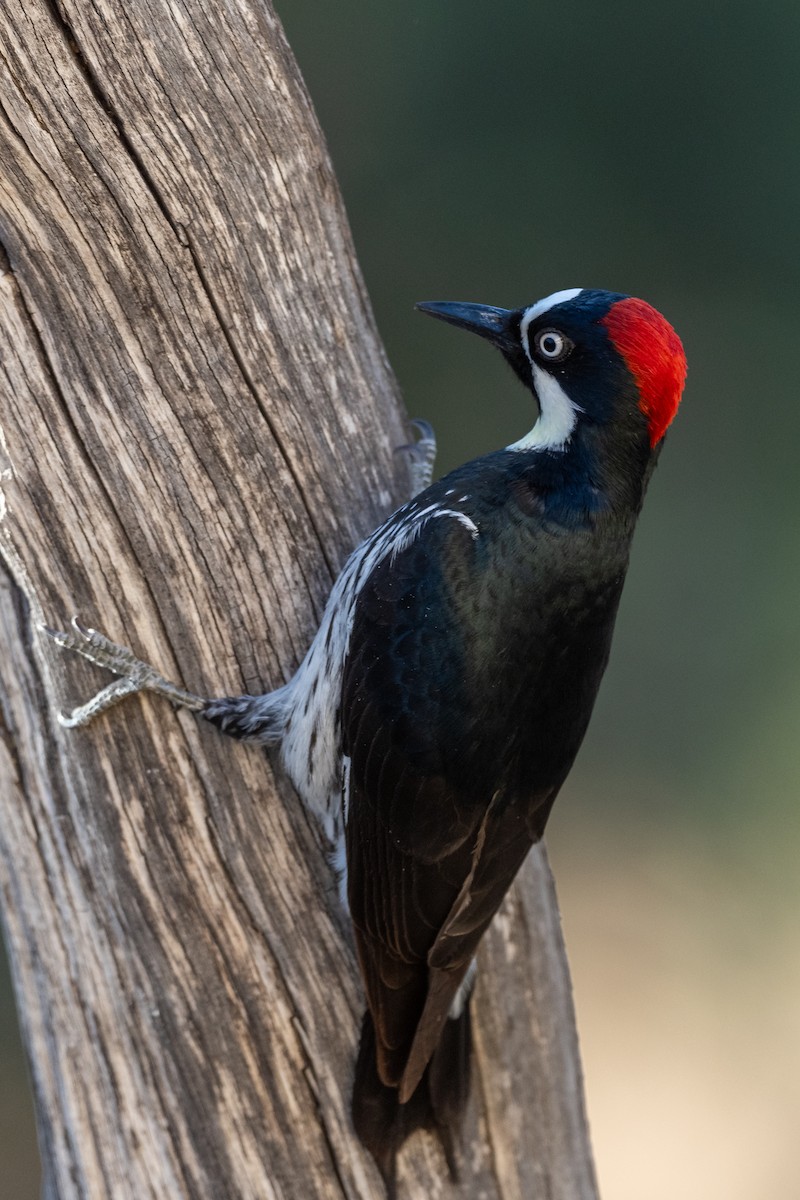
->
45, 287, 687, 1192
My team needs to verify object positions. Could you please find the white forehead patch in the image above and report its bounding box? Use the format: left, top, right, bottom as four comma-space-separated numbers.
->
525, 287, 584, 321
519, 287, 583, 352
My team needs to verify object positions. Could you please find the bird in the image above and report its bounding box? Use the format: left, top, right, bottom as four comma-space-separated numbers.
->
45, 286, 687, 1194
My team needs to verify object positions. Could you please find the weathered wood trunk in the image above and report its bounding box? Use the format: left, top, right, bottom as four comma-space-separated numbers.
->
0, 2, 599, 1197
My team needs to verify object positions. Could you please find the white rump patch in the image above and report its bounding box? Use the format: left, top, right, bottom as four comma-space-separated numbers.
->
508, 287, 583, 453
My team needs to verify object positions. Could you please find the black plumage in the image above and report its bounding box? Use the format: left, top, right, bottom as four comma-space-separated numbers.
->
343, 452, 633, 1158
342, 290, 686, 1185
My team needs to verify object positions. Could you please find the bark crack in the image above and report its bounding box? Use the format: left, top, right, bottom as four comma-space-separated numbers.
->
42, 0, 338, 585
473, 1025, 503, 1193
0, 572, 28, 796
181, 228, 338, 582
44, 0, 175, 235
190, 762, 355, 1198
0, 226, 193, 688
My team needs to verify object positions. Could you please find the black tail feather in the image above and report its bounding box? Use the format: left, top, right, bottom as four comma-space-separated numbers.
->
352, 1003, 472, 1195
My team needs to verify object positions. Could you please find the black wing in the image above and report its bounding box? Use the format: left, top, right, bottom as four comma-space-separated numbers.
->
342, 513, 553, 1102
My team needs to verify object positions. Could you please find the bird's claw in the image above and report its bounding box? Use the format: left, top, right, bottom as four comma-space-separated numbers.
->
396, 419, 437, 497
45, 618, 144, 677
41, 618, 206, 727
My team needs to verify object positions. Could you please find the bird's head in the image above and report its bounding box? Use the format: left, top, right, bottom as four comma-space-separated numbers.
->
416, 288, 686, 455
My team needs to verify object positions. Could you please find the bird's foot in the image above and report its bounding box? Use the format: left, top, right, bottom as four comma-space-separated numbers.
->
396, 419, 437, 497
41, 618, 207, 727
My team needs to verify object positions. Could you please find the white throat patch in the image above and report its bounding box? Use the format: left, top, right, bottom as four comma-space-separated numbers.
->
508, 287, 583, 453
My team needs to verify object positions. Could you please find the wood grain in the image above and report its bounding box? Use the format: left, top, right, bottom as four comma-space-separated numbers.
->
0, 2, 599, 1196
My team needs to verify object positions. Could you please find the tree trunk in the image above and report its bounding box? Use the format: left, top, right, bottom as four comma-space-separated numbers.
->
0, 3, 599, 1197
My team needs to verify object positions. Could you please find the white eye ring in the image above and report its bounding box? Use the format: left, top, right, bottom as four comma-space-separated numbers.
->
534, 329, 572, 362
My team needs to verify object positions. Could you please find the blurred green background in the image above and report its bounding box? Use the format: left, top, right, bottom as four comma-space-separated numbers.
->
3, 3, 800, 1196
